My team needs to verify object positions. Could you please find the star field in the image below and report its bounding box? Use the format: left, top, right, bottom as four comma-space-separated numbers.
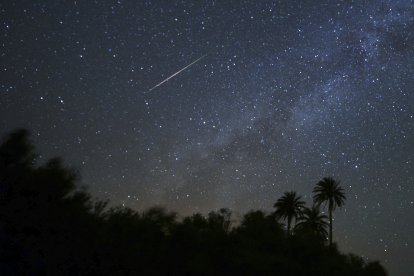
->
1, 1, 413, 275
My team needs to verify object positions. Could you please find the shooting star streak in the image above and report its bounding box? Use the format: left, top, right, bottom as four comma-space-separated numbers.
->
148, 54, 207, 92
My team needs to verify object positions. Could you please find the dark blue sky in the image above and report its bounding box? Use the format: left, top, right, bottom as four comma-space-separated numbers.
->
1, 1, 413, 275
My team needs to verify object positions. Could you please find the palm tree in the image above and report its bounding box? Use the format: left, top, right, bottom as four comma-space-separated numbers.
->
295, 206, 329, 240
273, 191, 305, 236
313, 177, 346, 247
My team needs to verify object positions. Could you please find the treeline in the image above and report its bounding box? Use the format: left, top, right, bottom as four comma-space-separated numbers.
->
0, 129, 386, 275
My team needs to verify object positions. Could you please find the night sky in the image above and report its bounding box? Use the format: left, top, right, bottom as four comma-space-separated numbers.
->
1, 1, 413, 275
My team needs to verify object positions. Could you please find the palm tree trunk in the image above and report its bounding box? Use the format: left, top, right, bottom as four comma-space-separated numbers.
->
329, 206, 333, 247
287, 216, 291, 236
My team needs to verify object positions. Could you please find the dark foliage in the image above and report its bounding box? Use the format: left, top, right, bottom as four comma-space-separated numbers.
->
295, 206, 329, 241
313, 177, 346, 247
0, 129, 387, 275
273, 191, 305, 236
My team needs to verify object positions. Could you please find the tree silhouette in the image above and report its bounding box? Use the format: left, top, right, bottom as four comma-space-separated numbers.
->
313, 177, 346, 247
273, 191, 305, 236
207, 208, 232, 234
295, 206, 329, 241
0, 130, 98, 274
0, 129, 35, 202
0, 129, 386, 275
363, 261, 388, 276
237, 210, 285, 243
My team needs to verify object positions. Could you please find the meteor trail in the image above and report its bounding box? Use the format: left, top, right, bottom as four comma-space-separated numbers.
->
148, 54, 207, 92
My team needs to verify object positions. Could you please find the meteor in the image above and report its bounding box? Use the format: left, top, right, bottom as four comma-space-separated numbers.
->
148, 54, 207, 92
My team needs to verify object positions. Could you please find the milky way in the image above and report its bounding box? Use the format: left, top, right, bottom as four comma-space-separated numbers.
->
1, 1, 413, 275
